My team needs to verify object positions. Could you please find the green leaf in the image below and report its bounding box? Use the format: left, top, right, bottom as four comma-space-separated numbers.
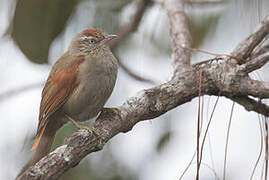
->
11, 0, 81, 63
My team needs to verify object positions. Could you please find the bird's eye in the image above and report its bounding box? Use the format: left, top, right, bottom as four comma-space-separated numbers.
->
89, 39, 96, 44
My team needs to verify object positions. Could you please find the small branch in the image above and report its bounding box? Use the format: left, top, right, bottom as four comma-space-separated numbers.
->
231, 15, 269, 62
251, 43, 269, 58
223, 102, 235, 180
230, 96, 269, 117
110, 0, 154, 84
109, 0, 150, 49
118, 60, 155, 84
196, 67, 202, 180
164, 0, 192, 72
250, 116, 264, 180
239, 51, 269, 73
184, 0, 225, 5
264, 118, 269, 180
239, 78, 269, 99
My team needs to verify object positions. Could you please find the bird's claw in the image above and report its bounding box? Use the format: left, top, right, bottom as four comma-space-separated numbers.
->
66, 114, 99, 136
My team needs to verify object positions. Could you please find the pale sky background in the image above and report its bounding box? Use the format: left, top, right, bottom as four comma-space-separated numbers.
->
0, 0, 269, 180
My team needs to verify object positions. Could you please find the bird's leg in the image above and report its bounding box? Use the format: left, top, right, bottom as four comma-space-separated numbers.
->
101, 107, 121, 115
65, 114, 98, 135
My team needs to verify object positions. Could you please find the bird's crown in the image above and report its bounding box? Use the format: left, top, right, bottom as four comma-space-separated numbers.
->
82, 29, 105, 39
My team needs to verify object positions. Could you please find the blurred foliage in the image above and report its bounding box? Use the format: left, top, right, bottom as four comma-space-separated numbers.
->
91, 6, 120, 35
189, 14, 221, 48
60, 152, 137, 180
11, 0, 81, 63
10, 0, 131, 64
157, 131, 171, 153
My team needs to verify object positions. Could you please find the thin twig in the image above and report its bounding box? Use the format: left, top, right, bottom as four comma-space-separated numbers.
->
223, 102, 235, 180
231, 15, 269, 62
182, 46, 245, 63
196, 67, 202, 180
241, 51, 269, 73
110, 0, 154, 84
199, 96, 219, 165
197, 163, 220, 180
251, 43, 269, 59
109, 0, 150, 49
179, 150, 196, 180
114, 54, 155, 84
184, 0, 225, 5
264, 117, 268, 180
205, 96, 217, 180
250, 115, 264, 180
192, 162, 220, 180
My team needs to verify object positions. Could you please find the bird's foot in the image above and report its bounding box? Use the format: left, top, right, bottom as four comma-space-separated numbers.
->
65, 115, 98, 135
101, 107, 121, 117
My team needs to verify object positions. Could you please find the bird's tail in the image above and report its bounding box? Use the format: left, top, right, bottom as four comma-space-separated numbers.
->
31, 125, 56, 166
16, 125, 56, 180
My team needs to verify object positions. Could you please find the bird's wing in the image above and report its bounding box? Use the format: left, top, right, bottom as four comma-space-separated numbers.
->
32, 56, 85, 149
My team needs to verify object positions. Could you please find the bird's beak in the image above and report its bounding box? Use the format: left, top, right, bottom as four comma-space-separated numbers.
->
99, 34, 118, 46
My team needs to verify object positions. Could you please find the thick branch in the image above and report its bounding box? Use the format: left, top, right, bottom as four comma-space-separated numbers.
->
164, 0, 192, 72
18, 70, 199, 180
19, 62, 269, 180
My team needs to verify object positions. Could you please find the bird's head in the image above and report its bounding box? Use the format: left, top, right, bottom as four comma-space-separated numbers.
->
69, 29, 117, 56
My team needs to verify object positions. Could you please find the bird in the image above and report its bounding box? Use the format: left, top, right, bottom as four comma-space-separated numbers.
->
30, 29, 118, 167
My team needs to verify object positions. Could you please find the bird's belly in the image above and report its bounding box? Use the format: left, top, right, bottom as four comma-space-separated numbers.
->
63, 73, 116, 122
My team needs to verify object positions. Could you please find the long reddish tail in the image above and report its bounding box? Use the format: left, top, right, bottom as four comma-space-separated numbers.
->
31, 127, 56, 166
16, 126, 56, 180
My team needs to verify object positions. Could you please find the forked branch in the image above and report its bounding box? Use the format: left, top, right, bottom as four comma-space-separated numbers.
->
18, 2, 269, 180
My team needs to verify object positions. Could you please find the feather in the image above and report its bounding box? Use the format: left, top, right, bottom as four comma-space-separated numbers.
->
32, 56, 85, 149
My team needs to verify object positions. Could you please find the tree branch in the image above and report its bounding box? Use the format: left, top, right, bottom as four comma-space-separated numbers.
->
17, 3, 269, 180
231, 15, 269, 62
251, 43, 269, 58
164, 0, 192, 73
240, 51, 269, 73
110, 0, 154, 84
230, 96, 269, 117
184, 0, 225, 5
238, 78, 269, 99
109, 0, 151, 49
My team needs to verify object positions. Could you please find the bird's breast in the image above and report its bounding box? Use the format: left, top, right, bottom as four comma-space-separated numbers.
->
63, 55, 118, 121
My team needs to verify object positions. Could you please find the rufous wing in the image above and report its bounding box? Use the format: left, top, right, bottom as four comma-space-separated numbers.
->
32, 56, 85, 149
